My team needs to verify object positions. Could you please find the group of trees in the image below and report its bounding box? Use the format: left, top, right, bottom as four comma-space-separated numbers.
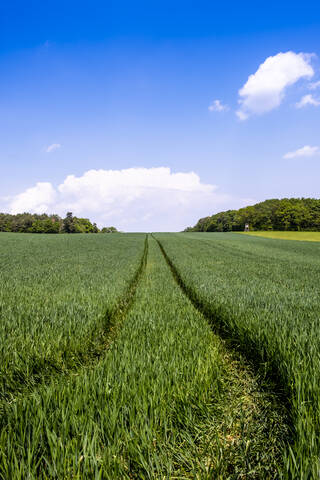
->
186, 198, 320, 232
0, 212, 118, 234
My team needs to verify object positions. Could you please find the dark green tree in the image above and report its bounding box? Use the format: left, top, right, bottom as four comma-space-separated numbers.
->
62, 212, 75, 233
189, 198, 320, 232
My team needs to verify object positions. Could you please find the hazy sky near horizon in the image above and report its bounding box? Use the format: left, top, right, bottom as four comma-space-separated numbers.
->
1, 1, 320, 231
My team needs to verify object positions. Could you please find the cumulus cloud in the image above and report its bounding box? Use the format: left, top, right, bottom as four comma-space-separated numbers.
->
46, 143, 61, 153
295, 94, 320, 108
208, 99, 229, 112
10, 182, 57, 214
6, 167, 236, 231
236, 51, 314, 120
283, 145, 320, 159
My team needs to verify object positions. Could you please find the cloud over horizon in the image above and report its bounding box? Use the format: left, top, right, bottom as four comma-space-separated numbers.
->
6, 167, 239, 231
236, 51, 314, 120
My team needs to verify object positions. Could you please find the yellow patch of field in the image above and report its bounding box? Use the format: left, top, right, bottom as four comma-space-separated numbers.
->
241, 231, 320, 242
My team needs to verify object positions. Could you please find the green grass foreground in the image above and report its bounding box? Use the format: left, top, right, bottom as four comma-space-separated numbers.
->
156, 232, 320, 479
0, 233, 146, 400
241, 231, 320, 241
0, 234, 286, 479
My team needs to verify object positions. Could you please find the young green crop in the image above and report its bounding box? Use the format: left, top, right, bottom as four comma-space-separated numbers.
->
0, 235, 286, 479
155, 232, 320, 479
0, 233, 146, 401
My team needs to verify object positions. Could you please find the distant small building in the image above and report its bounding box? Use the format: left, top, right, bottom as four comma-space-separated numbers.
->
244, 223, 249, 232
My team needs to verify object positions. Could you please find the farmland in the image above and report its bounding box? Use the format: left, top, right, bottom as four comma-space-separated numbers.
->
0, 233, 146, 402
0, 232, 319, 478
242, 231, 320, 242
156, 232, 320, 479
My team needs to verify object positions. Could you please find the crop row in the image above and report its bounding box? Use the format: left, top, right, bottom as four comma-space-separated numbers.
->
155, 232, 320, 479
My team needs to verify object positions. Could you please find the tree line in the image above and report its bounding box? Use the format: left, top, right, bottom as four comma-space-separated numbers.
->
185, 198, 320, 232
0, 212, 118, 234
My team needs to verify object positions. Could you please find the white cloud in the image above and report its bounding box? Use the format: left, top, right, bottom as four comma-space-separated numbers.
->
283, 145, 320, 159
235, 110, 248, 121
46, 143, 61, 153
295, 94, 320, 108
208, 99, 229, 112
6, 167, 236, 231
308, 80, 320, 90
10, 182, 57, 214
236, 51, 314, 120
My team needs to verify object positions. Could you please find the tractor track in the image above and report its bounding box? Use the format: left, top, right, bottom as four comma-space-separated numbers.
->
1, 235, 149, 407
152, 233, 291, 470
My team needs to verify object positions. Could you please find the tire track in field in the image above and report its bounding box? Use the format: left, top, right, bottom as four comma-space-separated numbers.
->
153, 234, 283, 379
2, 235, 149, 406
153, 235, 291, 397
100, 233, 149, 346
153, 234, 218, 326
153, 234, 290, 473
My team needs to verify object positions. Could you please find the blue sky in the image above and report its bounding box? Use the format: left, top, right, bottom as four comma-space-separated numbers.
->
1, 0, 320, 231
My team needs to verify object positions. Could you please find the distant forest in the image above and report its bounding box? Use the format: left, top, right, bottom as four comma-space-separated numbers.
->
0, 212, 118, 234
186, 198, 320, 232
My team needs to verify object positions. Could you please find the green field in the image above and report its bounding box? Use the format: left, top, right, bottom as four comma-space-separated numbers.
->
1, 232, 320, 478
242, 231, 320, 241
